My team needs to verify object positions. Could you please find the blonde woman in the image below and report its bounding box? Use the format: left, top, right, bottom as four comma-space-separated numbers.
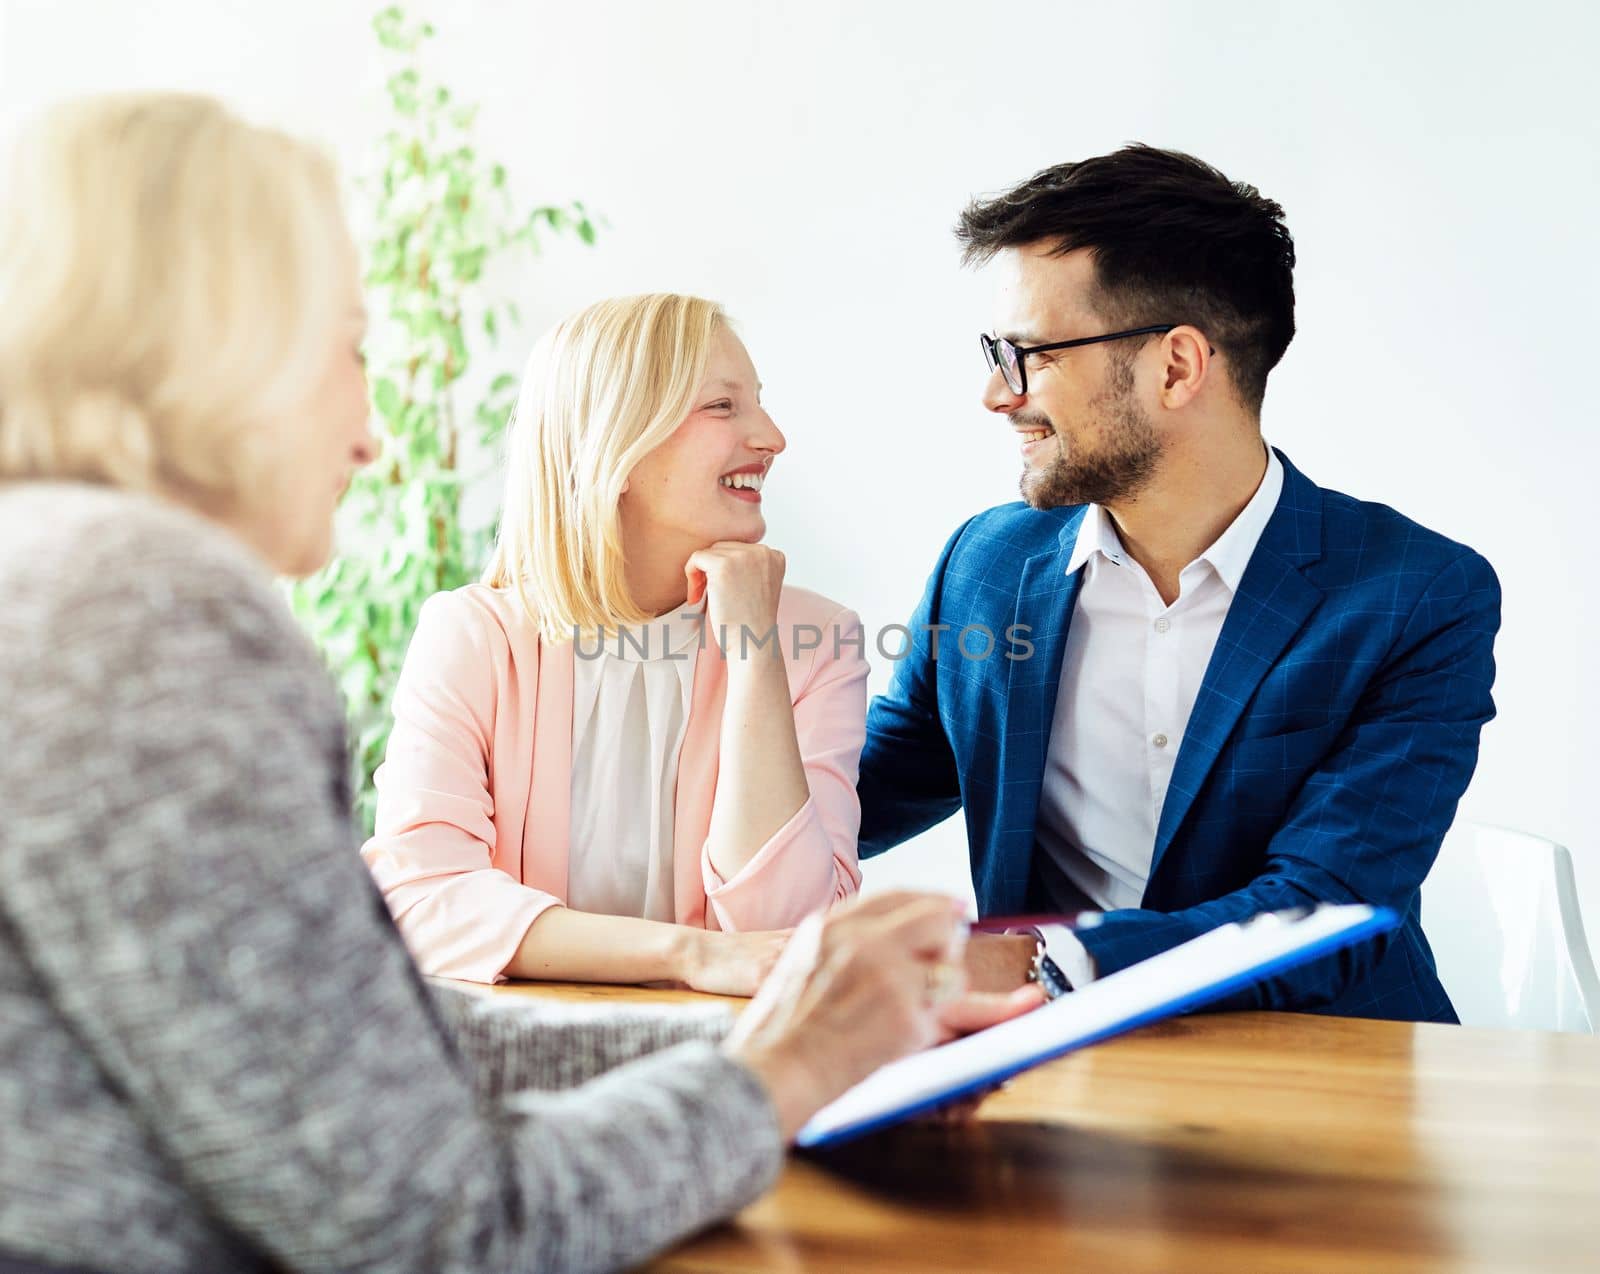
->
0, 94, 1034, 1274
362, 295, 868, 991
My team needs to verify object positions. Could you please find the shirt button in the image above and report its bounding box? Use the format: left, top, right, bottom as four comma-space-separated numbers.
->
1154, 617, 1171, 633
1152, 733, 1169, 748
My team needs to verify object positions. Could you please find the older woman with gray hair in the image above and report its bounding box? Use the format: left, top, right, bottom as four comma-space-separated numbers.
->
0, 93, 1031, 1274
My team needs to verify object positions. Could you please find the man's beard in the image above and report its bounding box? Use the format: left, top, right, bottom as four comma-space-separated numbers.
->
1018, 360, 1162, 510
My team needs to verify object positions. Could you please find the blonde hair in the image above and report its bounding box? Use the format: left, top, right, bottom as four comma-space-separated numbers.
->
484, 293, 727, 640
0, 92, 350, 506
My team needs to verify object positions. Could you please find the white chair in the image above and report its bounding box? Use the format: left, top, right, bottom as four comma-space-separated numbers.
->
1421, 822, 1600, 1033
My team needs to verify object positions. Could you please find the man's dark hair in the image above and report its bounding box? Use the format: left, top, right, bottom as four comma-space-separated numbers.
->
956, 145, 1295, 414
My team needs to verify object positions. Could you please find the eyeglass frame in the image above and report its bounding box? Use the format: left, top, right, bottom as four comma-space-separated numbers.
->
979, 324, 1177, 396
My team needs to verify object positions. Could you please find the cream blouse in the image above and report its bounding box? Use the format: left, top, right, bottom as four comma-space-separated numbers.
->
565, 602, 702, 921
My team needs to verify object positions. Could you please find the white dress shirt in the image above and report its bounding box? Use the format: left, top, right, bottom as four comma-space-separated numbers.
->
566, 602, 701, 921
1038, 447, 1283, 984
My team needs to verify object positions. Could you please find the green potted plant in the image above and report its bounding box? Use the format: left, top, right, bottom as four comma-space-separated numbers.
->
292, 4, 597, 833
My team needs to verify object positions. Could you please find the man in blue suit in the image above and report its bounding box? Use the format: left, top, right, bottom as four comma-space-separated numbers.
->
857, 146, 1500, 1022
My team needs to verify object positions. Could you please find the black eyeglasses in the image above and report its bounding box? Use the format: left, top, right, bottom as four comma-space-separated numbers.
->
979, 325, 1176, 396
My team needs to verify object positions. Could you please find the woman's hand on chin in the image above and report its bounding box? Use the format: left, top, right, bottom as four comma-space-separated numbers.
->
685, 542, 786, 649
680, 927, 791, 997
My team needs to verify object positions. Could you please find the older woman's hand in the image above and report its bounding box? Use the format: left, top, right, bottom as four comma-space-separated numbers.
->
722, 892, 1040, 1141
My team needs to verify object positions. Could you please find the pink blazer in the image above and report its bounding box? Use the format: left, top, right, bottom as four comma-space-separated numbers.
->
361, 582, 868, 982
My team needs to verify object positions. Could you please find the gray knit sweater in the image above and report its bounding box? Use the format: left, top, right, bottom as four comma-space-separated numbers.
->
0, 482, 783, 1274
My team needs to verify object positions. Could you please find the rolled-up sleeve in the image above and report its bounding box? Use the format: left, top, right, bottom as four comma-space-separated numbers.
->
702, 608, 867, 930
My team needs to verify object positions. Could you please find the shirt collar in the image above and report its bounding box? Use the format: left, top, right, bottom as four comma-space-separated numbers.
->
1065, 501, 1127, 576
607, 599, 705, 662
1196, 445, 1283, 593
1064, 444, 1284, 595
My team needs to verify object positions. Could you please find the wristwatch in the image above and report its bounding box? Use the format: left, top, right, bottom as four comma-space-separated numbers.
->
1026, 934, 1072, 1000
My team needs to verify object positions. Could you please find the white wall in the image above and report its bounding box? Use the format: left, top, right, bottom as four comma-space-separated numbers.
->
4, 0, 1597, 924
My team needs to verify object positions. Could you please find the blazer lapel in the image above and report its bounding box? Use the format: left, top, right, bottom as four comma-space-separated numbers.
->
672, 624, 728, 929
1151, 451, 1324, 875
526, 635, 575, 896
996, 512, 1086, 908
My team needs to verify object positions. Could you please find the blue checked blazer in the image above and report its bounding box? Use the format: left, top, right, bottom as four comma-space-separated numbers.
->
857, 449, 1501, 1022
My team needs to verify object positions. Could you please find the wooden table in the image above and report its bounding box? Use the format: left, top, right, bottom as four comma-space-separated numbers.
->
486, 982, 1600, 1273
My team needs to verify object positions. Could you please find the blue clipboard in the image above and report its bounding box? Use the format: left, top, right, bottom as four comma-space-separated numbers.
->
795, 904, 1399, 1148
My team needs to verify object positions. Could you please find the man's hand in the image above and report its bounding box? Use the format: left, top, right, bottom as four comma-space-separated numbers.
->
962, 931, 1037, 993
